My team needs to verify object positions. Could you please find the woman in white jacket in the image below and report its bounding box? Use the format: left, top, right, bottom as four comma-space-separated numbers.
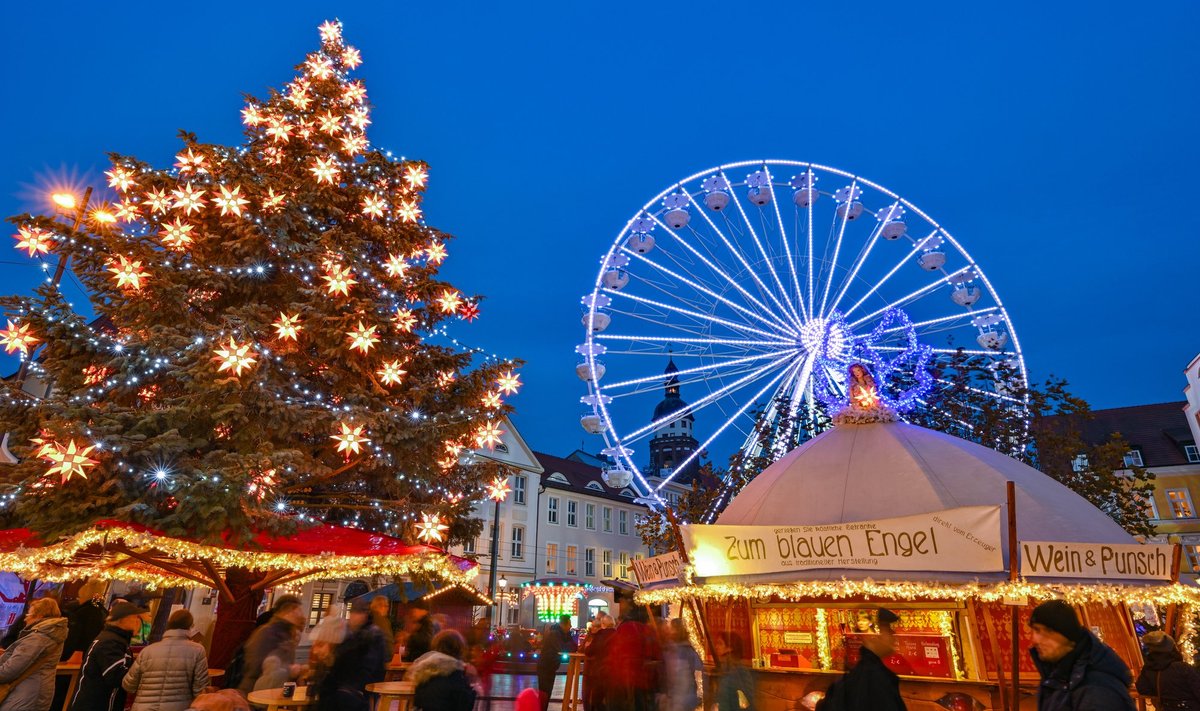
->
122, 610, 209, 711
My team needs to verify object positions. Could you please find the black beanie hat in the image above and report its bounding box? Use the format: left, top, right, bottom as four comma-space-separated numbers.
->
1029, 600, 1084, 641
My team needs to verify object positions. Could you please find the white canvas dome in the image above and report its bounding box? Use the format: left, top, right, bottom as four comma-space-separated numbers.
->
716, 420, 1137, 583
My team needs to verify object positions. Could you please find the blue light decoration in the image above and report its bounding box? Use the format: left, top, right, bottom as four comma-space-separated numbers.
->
812, 308, 933, 414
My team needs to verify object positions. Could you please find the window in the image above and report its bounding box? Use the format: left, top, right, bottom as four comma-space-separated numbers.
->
603, 507, 612, 532
585, 548, 596, 577
308, 592, 333, 627
511, 525, 525, 559
546, 543, 558, 574
619, 552, 629, 580
548, 497, 559, 524
567, 500, 578, 527
507, 605, 519, 625
1167, 489, 1195, 518
514, 475, 527, 505
463, 536, 476, 554
566, 545, 577, 576
619, 510, 628, 535
586, 504, 595, 530
1144, 493, 1159, 520
1187, 445, 1200, 464
1124, 450, 1144, 467
1187, 545, 1200, 572
1071, 454, 1089, 473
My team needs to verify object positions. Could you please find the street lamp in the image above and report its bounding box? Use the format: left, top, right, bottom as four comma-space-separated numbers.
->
498, 575, 508, 628
485, 475, 512, 626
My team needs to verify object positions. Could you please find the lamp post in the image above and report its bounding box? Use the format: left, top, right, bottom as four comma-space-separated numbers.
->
498, 575, 508, 628
484, 475, 512, 626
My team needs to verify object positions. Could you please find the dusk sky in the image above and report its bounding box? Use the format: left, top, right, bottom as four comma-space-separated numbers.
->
3, 2, 1198, 462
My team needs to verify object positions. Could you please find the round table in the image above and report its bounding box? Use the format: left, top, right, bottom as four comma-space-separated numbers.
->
366, 681, 415, 711
246, 687, 317, 711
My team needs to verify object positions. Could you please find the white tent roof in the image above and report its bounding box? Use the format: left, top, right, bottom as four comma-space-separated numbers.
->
716, 420, 1138, 584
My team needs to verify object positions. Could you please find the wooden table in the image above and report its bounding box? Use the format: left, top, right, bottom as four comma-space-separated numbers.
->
384, 661, 410, 681
366, 681, 415, 711
55, 662, 82, 711
247, 687, 317, 711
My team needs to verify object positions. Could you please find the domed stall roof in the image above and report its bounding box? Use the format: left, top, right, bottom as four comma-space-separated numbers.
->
715, 420, 1140, 585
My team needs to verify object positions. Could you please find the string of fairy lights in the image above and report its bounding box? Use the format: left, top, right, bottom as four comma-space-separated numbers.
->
0, 19, 522, 544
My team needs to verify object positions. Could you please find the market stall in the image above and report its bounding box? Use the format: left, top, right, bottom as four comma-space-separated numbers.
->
639, 417, 1198, 711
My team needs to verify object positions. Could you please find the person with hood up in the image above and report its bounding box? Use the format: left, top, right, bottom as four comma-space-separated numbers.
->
236, 595, 304, 696
1028, 599, 1135, 711
122, 609, 209, 711
405, 629, 477, 711
70, 601, 148, 711
0, 598, 67, 711
316, 598, 388, 711
1135, 631, 1200, 710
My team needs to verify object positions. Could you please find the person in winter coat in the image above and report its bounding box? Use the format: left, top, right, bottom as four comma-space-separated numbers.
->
236, 595, 304, 696
316, 598, 389, 711
1136, 631, 1200, 709
368, 597, 395, 658
122, 609, 209, 711
70, 601, 148, 711
712, 634, 754, 711
405, 629, 477, 711
401, 603, 436, 662
0, 598, 67, 711
606, 606, 660, 711
837, 608, 906, 711
537, 616, 577, 711
663, 619, 701, 711
61, 597, 107, 662
1028, 599, 1135, 711
582, 613, 615, 711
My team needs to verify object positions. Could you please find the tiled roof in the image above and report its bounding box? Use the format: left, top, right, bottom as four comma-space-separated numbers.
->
1045, 401, 1193, 467
532, 451, 641, 504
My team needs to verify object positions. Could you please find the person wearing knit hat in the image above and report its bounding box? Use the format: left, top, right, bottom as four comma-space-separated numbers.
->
1028, 599, 1135, 711
1135, 630, 1200, 708
820, 608, 907, 711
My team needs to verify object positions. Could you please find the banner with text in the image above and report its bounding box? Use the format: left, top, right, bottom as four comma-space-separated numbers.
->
1020, 541, 1175, 581
681, 506, 1004, 578
631, 551, 685, 586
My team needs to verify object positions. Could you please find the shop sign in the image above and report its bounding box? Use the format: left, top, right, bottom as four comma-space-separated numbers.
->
631, 550, 684, 586
681, 506, 1003, 578
1019, 541, 1174, 581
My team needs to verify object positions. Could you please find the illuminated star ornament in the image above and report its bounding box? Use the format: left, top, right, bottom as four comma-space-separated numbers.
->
436, 289, 462, 314
332, 422, 369, 456
486, 476, 511, 503
377, 359, 407, 386
40, 439, 99, 485
497, 371, 522, 395
247, 468, 278, 501
459, 301, 480, 322
105, 166, 137, 192
108, 256, 149, 291
347, 321, 380, 354
214, 185, 250, 217
213, 337, 258, 376
274, 313, 303, 341
393, 308, 417, 332
144, 188, 171, 214
396, 200, 421, 223
474, 421, 505, 450
14, 226, 54, 257
174, 148, 208, 174
383, 254, 408, 279
318, 19, 343, 43
415, 513, 449, 544
323, 265, 357, 296
171, 183, 206, 214
404, 164, 428, 189
310, 156, 341, 184
160, 219, 195, 251
362, 195, 386, 218
0, 320, 39, 355
481, 391, 502, 409
425, 241, 448, 265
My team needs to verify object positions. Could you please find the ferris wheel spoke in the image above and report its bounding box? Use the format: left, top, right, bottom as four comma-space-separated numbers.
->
818, 179, 857, 317
652, 358, 804, 492
597, 333, 795, 350
873, 345, 1009, 358
621, 247, 796, 337
930, 377, 1026, 406
608, 360, 787, 399
763, 167, 810, 323
601, 351, 792, 391
847, 265, 972, 330
841, 231, 932, 320
884, 308, 998, 335
690, 185, 801, 330
649, 213, 797, 335
805, 172, 817, 316
826, 203, 897, 316
605, 286, 792, 342
721, 172, 806, 327
612, 351, 799, 444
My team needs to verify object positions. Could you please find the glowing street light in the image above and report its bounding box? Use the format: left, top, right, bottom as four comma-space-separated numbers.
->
51, 193, 78, 211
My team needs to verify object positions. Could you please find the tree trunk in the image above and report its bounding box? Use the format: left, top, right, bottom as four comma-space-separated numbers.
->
207, 568, 265, 670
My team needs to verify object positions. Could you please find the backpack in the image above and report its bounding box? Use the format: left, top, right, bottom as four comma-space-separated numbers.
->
815, 676, 847, 711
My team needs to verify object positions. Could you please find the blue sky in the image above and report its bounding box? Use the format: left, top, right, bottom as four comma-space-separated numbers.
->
3, 2, 1198, 462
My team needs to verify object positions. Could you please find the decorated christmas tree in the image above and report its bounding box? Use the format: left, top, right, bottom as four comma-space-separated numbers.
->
0, 20, 519, 546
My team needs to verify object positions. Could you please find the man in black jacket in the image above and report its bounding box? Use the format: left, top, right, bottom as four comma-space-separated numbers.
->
70, 601, 147, 711
839, 607, 906, 711
317, 599, 389, 711
537, 615, 577, 711
237, 594, 304, 695
1028, 599, 1135, 711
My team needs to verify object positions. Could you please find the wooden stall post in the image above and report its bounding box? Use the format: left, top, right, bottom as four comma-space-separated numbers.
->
1008, 481, 1020, 711
1165, 542, 1184, 637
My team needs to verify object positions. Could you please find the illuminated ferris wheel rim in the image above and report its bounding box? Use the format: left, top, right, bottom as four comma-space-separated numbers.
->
578, 160, 1028, 504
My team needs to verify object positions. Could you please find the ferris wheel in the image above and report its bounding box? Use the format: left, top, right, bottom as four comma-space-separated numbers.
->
576, 161, 1027, 501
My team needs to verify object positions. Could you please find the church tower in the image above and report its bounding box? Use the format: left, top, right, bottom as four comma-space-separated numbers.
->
646, 357, 700, 482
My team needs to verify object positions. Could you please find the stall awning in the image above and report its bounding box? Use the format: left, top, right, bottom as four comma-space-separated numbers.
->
350, 581, 492, 607
0, 519, 476, 600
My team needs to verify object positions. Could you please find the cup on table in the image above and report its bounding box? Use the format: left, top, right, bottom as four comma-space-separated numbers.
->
282, 682, 297, 698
